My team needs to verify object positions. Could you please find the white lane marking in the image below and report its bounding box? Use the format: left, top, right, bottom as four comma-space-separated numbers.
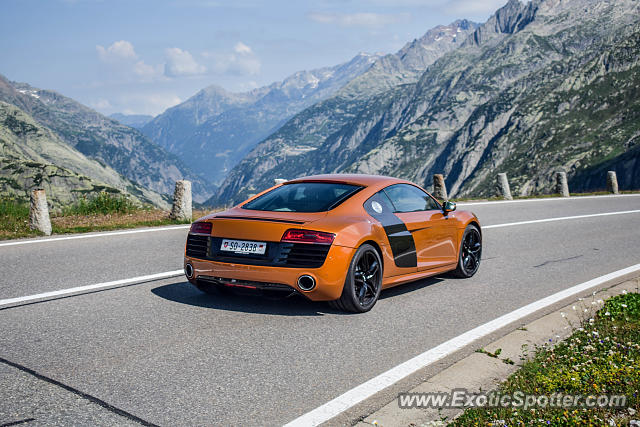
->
3, 210, 639, 307
284, 263, 640, 427
0, 225, 190, 248
457, 193, 640, 206
483, 209, 640, 229
0, 270, 183, 308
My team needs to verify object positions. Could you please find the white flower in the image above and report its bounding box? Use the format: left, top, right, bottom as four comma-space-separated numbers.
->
592, 331, 599, 336
621, 304, 628, 308
597, 299, 603, 303
561, 312, 566, 318
622, 290, 628, 294
584, 309, 589, 313
605, 311, 611, 316
572, 305, 577, 310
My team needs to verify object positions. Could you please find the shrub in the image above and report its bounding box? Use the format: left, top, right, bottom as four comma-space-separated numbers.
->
64, 192, 138, 215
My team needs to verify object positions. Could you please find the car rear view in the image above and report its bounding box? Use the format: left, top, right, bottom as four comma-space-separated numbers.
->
183, 181, 363, 300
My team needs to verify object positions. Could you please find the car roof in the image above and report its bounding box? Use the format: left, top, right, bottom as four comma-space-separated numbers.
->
285, 174, 406, 187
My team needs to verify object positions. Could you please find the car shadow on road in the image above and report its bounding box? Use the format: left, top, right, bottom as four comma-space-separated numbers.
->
379, 276, 444, 299
151, 281, 338, 316
152, 276, 446, 316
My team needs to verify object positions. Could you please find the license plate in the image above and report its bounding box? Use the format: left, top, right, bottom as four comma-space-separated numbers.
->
220, 239, 267, 255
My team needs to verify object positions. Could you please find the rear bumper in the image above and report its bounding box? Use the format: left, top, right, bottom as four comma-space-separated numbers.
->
184, 244, 355, 301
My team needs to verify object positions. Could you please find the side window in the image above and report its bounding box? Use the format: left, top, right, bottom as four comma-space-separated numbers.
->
384, 184, 440, 213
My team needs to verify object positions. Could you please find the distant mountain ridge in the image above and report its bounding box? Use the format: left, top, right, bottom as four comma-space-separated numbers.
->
109, 113, 153, 129
211, 19, 480, 205
142, 52, 382, 183
0, 74, 213, 203
210, 0, 640, 206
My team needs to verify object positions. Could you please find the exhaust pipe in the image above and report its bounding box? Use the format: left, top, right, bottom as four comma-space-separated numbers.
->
297, 275, 316, 291
184, 263, 194, 279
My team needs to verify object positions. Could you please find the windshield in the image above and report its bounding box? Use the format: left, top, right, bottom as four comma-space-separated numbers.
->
242, 182, 362, 212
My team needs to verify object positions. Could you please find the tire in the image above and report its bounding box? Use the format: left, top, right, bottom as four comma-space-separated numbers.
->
329, 244, 383, 313
452, 224, 482, 278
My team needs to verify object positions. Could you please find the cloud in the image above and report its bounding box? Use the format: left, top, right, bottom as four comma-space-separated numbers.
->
164, 47, 207, 77
234, 42, 253, 55
133, 60, 163, 79
96, 40, 164, 82
308, 12, 409, 28
96, 40, 137, 62
204, 41, 261, 76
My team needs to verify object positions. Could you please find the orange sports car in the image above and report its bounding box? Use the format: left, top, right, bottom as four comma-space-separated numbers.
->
183, 174, 481, 312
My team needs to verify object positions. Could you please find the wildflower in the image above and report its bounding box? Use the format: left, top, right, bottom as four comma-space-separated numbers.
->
561, 312, 566, 318
621, 304, 627, 308
622, 289, 628, 294
605, 311, 610, 316
572, 305, 577, 310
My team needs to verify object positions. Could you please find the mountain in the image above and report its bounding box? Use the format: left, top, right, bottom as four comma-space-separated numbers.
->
211, 0, 640, 206
0, 74, 213, 203
210, 19, 479, 205
109, 113, 153, 129
142, 52, 383, 183
0, 101, 169, 208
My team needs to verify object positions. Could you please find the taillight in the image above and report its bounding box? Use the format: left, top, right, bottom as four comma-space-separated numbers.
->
281, 229, 335, 245
190, 222, 212, 234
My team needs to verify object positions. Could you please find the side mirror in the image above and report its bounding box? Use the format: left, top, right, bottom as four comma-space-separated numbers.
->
442, 201, 456, 213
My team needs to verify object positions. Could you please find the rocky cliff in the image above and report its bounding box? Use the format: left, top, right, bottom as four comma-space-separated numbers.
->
0, 75, 213, 203
0, 101, 169, 208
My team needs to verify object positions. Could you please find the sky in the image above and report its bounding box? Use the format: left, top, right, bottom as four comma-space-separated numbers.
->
0, 0, 508, 117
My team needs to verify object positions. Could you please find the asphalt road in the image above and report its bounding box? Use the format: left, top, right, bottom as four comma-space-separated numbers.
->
1, 195, 639, 426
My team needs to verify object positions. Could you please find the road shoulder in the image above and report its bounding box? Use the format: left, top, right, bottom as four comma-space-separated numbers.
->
353, 276, 640, 427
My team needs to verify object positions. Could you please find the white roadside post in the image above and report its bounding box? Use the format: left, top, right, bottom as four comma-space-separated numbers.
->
432, 174, 448, 201
556, 171, 570, 197
29, 189, 52, 236
607, 171, 619, 194
496, 173, 513, 200
170, 180, 192, 221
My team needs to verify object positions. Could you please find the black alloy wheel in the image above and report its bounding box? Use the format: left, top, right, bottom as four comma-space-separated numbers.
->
452, 224, 482, 278
330, 243, 383, 313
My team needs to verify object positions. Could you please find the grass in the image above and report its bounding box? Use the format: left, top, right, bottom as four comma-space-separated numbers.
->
0, 196, 33, 239
451, 290, 640, 426
0, 193, 215, 240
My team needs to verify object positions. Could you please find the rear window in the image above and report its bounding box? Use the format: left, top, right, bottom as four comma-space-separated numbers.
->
242, 182, 362, 212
